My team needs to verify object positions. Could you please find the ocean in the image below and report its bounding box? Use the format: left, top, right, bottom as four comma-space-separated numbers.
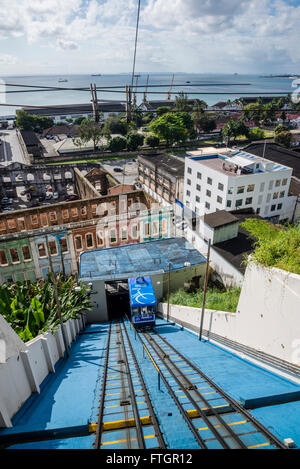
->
0, 73, 296, 117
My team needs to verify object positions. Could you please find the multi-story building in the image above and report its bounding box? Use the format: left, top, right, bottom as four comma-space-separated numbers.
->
138, 153, 185, 205
184, 150, 294, 223
0, 191, 173, 284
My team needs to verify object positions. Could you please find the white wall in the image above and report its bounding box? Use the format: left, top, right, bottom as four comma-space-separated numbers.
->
159, 261, 300, 367
0, 314, 86, 428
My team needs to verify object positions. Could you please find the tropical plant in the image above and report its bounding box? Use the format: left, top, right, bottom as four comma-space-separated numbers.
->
274, 130, 292, 148
126, 132, 144, 151
145, 135, 160, 148
0, 275, 91, 341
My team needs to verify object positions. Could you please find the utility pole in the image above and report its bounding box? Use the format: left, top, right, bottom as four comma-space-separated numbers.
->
126, 85, 132, 123
143, 74, 149, 104
167, 74, 174, 101
199, 239, 211, 341
45, 235, 69, 358
166, 263, 171, 322
90, 83, 99, 123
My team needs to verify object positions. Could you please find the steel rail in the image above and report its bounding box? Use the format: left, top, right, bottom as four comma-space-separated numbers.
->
155, 331, 287, 450
143, 332, 245, 449
121, 320, 166, 449
124, 318, 208, 448
117, 321, 146, 449
94, 322, 112, 449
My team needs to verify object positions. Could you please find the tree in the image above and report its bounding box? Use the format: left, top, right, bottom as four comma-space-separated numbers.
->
126, 132, 144, 151
103, 115, 127, 136
73, 118, 104, 151
108, 136, 127, 152
274, 131, 292, 148
242, 103, 262, 122
222, 119, 249, 142
248, 128, 265, 141
156, 107, 171, 116
174, 92, 192, 112
142, 112, 155, 124
196, 114, 217, 133
192, 99, 206, 130
16, 110, 54, 131
149, 113, 188, 145
145, 135, 160, 148
261, 102, 276, 125
73, 116, 86, 125
131, 106, 143, 128
274, 124, 289, 135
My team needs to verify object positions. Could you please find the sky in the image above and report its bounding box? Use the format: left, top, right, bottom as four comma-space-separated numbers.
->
0, 0, 300, 75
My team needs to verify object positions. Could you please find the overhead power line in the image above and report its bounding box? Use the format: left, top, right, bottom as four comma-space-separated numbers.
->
131, 0, 141, 88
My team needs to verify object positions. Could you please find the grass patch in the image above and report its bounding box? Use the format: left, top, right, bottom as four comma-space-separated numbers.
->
241, 219, 300, 274
166, 287, 241, 313
43, 154, 137, 165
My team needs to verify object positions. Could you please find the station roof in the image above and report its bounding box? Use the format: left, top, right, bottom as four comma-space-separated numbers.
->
79, 237, 206, 280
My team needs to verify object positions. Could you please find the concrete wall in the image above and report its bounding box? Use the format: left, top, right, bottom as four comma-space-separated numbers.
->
158, 261, 300, 366
0, 314, 86, 428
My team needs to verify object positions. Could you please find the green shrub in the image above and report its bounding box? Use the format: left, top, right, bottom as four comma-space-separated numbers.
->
166, 287, 241, 313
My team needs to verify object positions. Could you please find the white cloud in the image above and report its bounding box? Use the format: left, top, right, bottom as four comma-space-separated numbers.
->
56, 39, 79, 50
0, 54, 18, 65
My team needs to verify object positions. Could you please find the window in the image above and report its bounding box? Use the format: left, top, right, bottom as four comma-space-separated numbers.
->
256, 208, 261, 214
121, 226, 128, 240
96, 231, 104, 247
228, 187, 233, 195
60, 237, 68, 253
260, 182, 265, 192
49, 211, 57, 222
0, 250, 8, 266
245, 197, 252, 205
71, 208, 78, 217
237, 186, 244, 194
206, 190, 211, 197
7, 219, 16, 229
266, 194, 271, 203
40, 213, 48, 226
187, 167, 192, 174
186, 190, 191, 197
9, 248, 19, 263
268, 180, 274, 190
207, 177, 212, 185
205, 202, 210, 209
74, 235, 82, 251
273, 192, 278, 199
218, 183, 224, 191
247, 184, 255, 192
131, 224, 139, 239
38, 243, 46, 258
0, 221, 6, 232
187, 178, 191, 186
265, 206, 269, 215
110, 228, 117, 243
236, 199, 243, 207
277, 203, 282, 210
280, 191, 285, 198
217, 196, 223, 204
81, 207, 87, 216
196, 196, 200, 203
275, 180, 281, 187
144, 222, 150, 237
49, 240, 57, 256
21, 245, 31, 261
152, 221, 159, 236
282, 179, 287, 186
18, 218, 26, 231
226, 200, 232, 208
86, 233, 94, 249
271, 205, 276, 212
197, 172, 202, 179
196, 184, 201, 191
258, 195, 263, 205
62, 209, 69, 219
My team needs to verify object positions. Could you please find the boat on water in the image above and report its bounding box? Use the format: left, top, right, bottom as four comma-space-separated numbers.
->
58, 78, 68, 82
91, 74, 102, 76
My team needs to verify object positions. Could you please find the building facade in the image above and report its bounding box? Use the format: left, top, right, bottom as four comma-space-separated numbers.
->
184, 150, 294, 223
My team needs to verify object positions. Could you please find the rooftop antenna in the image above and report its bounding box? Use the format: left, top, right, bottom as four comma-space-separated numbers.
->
167, 74, 175, 101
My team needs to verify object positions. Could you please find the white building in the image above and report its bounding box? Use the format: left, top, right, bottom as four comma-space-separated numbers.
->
184, 150, 294, 223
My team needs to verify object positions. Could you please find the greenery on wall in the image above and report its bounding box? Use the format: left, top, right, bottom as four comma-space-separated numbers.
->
240, 219, 300, 274
0, 275, 91, 341
166, 287, 241, 313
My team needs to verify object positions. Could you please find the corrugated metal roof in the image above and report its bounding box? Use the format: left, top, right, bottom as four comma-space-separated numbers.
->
79, 237, 206, 280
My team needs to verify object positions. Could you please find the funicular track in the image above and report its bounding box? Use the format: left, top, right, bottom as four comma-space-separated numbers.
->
94, 321, 166, 449
137, 327, 287, 450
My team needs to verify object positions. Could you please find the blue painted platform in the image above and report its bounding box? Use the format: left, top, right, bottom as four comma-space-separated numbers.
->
1, 318, 300, 449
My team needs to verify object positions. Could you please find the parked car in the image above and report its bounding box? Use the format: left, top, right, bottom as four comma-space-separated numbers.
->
53, 192, 59, 199
45, 193, 52, 200
65, 194, 79, 201
20, 189, 28, 196
38, 194, 45, 201
1, 197, 13, 204
2, 207, 14, 212
113, 167, 123, 172
16, 175, 23, 181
